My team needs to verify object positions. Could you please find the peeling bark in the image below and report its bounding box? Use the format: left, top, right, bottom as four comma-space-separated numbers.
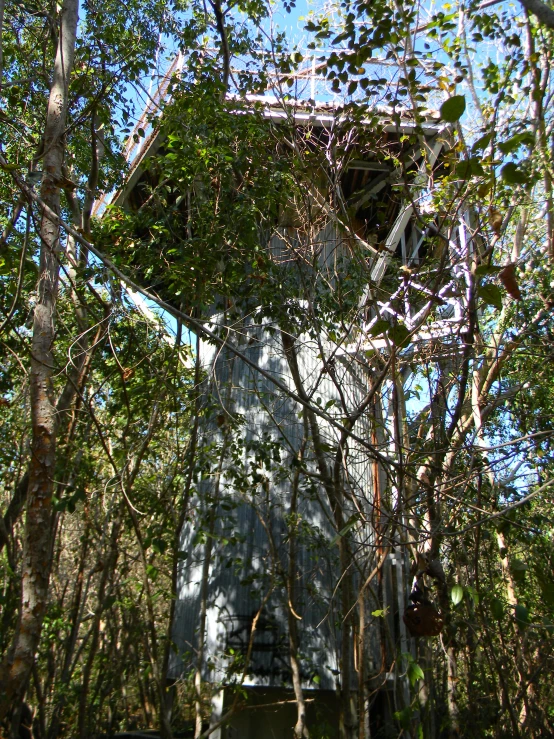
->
0, 0, 79, 720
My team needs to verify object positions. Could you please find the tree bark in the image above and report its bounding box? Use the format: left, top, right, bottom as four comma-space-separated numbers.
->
0, 0, 79, 720
194, 443, 227, 739
519, 0, 554, 30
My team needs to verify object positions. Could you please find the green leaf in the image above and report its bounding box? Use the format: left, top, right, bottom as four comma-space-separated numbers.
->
369, 319, 390, 337
440, 95, 466, 122
103, 595, 117, 610
394, 707, 413, 730
472, 132, 493, 152
371, 608, 387, 618
478, 283, 503, 310
511, 558, 528, 583
454, 157, 485, 179
501, 162, 527, 185
515, 604, 530, 626
465, 585, 479, 605
146, 564, 159, 580
329, 514, 360, 547
491, 598, 504, 621
52, 496, 66, 512
451, 584, 464, 605
475, 264, 502, 276
498, 132, 534, 155
407, 660, 425, 687
152, 537, 167, 555
388, 323, 411, 347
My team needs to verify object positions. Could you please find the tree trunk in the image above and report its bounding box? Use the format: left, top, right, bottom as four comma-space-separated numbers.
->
288, 429, 310, 739
194, 441, 227, 739
0, 0, 79, 721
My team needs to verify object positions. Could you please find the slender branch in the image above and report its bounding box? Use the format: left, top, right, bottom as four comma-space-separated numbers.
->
0, 199, 25, 250
209, 0, 231, 94
0, 0, 4, 83
0, 204, 29, 336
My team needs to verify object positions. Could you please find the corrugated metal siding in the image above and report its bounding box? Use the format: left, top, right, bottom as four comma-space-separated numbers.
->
169, 227, 406, 691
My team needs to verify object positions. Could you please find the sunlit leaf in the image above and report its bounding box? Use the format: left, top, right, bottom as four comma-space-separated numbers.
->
440, 95, 466, 122
454, 157, 485, 179
478, 283, 503, 310
388, 323, 411, 347
372, 608, 388, 618
369, 319, 390, 337
501, 162, 527, 185
407, 660, 425, 686
498, 132, 534, 155
451, 584, 464, 605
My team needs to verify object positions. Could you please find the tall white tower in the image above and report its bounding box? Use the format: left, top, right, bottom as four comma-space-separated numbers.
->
114, 95, 465, 737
